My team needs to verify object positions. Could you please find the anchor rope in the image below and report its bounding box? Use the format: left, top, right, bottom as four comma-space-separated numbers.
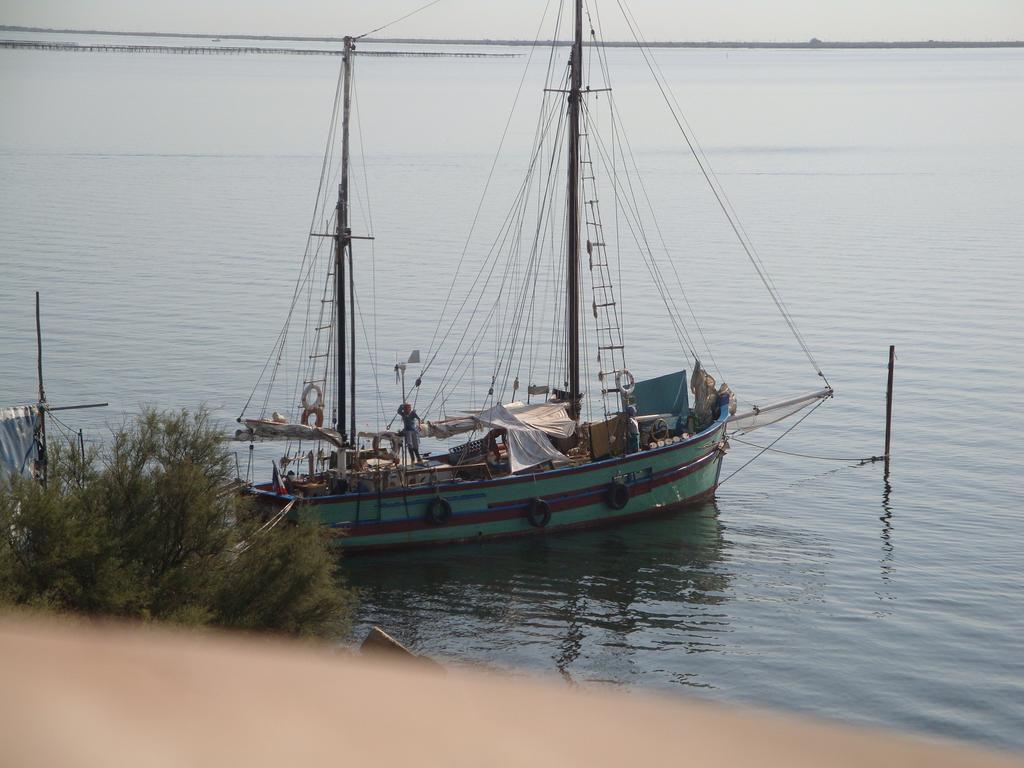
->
728, 435, 884, 464
717, 398, 827, 486
418, 0, 559, 386
614, 0, 829, 388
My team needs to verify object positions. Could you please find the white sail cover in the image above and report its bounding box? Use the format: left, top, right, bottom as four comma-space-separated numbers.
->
1, 406, 38, 481
424, 401, 575, 440
421, 414, 476, 439
474, 403, 570, 474
727, 389, 833, 435
236, 419, 345, 448
504, 402, 576, 438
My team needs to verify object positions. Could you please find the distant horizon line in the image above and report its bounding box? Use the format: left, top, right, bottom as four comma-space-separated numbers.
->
2, 24, 1022, 49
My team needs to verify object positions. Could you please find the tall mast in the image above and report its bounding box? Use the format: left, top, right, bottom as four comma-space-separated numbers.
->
566, 0, 583, 419
336, 35, 354, 443
346, 34, 357, 446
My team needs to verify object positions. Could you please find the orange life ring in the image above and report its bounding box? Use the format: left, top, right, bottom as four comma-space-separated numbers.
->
301, 382, 324, 410
301, 406, 324, 428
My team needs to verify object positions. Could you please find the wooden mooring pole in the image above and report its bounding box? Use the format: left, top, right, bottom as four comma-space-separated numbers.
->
884, 345, 895, 475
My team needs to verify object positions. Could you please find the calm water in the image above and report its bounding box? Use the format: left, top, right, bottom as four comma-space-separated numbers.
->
2, 36, 1023, 751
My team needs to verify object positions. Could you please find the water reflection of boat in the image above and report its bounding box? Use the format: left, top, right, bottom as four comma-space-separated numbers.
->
347, 502, 731, 679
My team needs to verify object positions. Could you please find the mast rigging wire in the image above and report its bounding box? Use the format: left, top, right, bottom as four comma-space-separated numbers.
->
597, 91, 727, 379
423, 66, 570, 417
728, 435, 884, 464
355, 0, 446, 40
352, 77, 384, 432
239, 57, 347, 421
417, 0, 560, 385
717, 397, 827, 486
614, 0, 829, 388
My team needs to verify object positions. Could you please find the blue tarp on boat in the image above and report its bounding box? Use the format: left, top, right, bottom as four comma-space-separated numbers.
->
633, 370, 689, 417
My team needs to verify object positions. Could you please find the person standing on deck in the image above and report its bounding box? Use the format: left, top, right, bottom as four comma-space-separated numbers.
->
626, 405, 640, 454
397, 403, 422, 463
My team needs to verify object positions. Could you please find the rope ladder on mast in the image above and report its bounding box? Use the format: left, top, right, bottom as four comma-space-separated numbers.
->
580, 123, 628, 421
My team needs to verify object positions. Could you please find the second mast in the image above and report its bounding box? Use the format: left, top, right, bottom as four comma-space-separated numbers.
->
336, 35, 355, 445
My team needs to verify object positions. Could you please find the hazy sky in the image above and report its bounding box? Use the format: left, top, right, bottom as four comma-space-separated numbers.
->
4, 0, 1023, 41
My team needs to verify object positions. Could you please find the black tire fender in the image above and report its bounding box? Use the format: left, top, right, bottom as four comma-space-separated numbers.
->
607, 481, 630, 510
527, 497, 551, 528
427, 496, 452, 525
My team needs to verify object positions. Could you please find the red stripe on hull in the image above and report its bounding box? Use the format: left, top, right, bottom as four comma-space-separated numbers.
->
337, 447, 722, 538
341, 485, 720, 555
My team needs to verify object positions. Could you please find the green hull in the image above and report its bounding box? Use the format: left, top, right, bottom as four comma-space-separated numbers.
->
261, 411, 729, 552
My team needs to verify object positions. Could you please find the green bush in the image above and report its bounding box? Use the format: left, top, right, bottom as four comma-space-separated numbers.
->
0, 408, 352, 639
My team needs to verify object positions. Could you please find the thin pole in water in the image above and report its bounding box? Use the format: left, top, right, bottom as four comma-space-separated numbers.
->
35, 291, 48, 486
884, 345, 895, 476
35, 292, 45, 404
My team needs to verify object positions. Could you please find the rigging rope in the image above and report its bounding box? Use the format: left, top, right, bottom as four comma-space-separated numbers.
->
599, 91, 727, 380
238, 56, 347, 421
728, 435, 885, 464
353, 77, 383, 433
717, 398, 827, 486
614, 0, 829, 388
418, 0, 559, 386
582, 104, 698, 361
355, 0, 445, 40
495, 85, 574, 404
423, 70, 569, 417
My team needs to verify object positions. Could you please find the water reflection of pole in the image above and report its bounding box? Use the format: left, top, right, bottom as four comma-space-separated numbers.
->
884, 345, 895, 477
880, 476, 894, 582
881, 346, 896, 584
555, 594, 585, 684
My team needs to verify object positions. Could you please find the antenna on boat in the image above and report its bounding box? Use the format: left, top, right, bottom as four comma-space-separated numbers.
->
566, 0, 584, 420
394, 350, 420, 406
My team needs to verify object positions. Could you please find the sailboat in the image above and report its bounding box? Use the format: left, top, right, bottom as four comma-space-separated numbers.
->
235, 2, 832, 552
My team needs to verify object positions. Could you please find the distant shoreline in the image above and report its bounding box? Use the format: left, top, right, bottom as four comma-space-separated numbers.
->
2, 25, 1022, 49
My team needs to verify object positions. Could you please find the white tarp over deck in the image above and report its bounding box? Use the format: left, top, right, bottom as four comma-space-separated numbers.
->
473, 403, 570, 474
1, 406, 38, 481
424, 401, 575, 440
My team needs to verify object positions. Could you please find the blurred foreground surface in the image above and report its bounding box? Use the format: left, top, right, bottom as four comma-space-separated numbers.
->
0, 617, 1019, 767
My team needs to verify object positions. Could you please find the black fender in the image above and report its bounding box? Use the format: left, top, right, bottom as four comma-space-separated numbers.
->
427, 496, 452, 525
527, 497, 552, 528
606, 481, 630, 510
